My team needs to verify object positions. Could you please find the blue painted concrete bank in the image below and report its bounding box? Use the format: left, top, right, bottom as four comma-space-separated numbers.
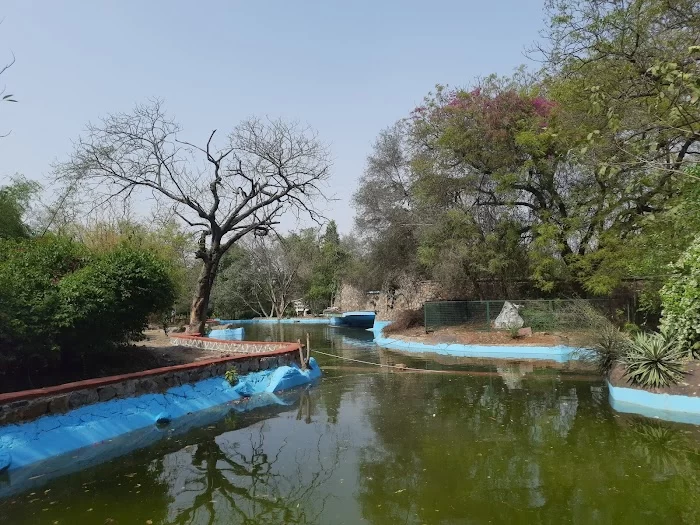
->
0, 359, 321, 474
216, 317, 330, 325
0, 388, 307, 498
208, 327, 244, 340
372, 321, 579, 362
607, 380, 700, 425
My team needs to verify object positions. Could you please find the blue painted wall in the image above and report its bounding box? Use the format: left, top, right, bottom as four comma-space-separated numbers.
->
607, 380, 700, 425
372, 321, 580, 362
208, 327, 245, 340
0, 360, 321, 474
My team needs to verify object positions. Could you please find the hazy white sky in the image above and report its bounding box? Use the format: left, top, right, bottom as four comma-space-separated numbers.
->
0, 0, 545, 232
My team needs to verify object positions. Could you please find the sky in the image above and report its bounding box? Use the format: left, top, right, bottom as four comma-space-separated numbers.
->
0, 0, 546, 233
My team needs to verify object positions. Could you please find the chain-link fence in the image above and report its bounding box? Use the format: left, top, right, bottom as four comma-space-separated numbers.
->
423, 299, 630, 332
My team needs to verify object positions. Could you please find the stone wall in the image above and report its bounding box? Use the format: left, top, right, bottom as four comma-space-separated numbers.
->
0, 346, 301, 426
335, 278, 443, 321
170, 334, 291, 354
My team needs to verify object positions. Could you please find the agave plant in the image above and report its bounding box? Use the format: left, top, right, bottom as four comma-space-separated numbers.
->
623, 330, 686, 388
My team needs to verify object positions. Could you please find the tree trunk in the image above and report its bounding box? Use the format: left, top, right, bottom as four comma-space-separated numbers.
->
188, 255, 221, 334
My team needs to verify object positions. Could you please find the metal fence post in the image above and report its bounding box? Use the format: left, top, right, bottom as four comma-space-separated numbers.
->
486, 301, 490, 331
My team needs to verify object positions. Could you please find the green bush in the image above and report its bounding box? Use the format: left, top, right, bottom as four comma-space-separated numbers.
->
0, 237, 176, 370
56, 247, 176, 350
520, 306, 559, 331
623, 331, 686, 388
0, 236, 89, 361
660, 238, 700, 357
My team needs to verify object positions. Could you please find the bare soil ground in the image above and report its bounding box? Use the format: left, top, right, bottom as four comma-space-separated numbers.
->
609, 361, 700, 397
385, 325, 572, 346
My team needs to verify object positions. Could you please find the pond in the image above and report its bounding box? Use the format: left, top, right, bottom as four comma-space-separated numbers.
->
2, 324, 700, 524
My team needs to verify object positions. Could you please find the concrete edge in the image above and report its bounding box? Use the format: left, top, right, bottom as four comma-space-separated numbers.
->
607, 380, 700, 425
371, 321, 579, 362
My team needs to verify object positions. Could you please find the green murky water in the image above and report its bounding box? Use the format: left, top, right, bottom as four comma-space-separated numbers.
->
2, 324, 700, 524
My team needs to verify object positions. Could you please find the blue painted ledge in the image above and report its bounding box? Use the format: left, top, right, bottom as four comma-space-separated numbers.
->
607, 380, 700, 425
209, 327, 244, 340
0, 359, 321, 473
216, 317, 330, 325
372, 321, 580, 362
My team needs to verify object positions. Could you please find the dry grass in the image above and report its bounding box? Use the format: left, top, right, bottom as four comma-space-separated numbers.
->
384, 309, 424, 334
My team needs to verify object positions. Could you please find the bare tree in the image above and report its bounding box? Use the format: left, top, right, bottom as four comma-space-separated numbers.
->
57, 101, 331, 333
0, 46, 17, 137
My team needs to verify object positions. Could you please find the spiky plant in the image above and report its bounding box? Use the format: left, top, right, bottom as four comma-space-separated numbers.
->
623, 330, 686, 388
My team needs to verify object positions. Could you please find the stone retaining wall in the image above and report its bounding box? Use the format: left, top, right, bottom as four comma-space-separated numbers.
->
0, 344, 301, 426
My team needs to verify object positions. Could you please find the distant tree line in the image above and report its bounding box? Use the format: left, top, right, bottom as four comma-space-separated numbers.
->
349, 0, 700, 324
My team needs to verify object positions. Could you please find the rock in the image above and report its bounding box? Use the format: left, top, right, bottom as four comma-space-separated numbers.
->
20, 399, 49, 420
155, 412, 172, 426
517, 327, 533, 337
68, 389, 99, 409
97, 386, 118, 402
48, 395, 70, 414
493, 301, 525, 330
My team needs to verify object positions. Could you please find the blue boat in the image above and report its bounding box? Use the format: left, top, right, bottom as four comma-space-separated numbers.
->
328, 311, 376, 329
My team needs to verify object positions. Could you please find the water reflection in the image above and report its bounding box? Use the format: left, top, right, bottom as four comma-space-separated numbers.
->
159, 392, 339, 524
3, 338, 700, 524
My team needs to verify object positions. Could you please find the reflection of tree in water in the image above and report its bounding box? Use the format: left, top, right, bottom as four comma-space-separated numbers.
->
356, 373, 700, 524
160, 391, 341, 524
625, 417, 700, 524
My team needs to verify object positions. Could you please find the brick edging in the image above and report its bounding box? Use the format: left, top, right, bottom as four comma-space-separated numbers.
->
0, 342, 300, 405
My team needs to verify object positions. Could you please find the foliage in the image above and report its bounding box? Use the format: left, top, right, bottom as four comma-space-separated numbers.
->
348, 0, 700, 301
623, 330, 686, 388
0, 236, 176, 371
520, 305, 559, 332
74, 219, 196, 315
660, 237, 700, 357
565, 301, 629, 374
542, 0, 700, 178
56, 246, 176, 350
0, 236, 89, 361
224, 368, 239, 386
0, 176, 40, 240
307, 221, 349, 311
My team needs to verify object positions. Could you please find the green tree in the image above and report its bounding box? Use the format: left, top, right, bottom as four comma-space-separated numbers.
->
660, 236, 700, 357
307, 220, 348, 310
0, 176, 40, 239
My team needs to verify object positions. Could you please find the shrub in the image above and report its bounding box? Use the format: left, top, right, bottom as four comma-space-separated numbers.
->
623, 330, 686, 388
566, 301, 629, 374
384, 308, 423, 334
56, 246, 176, 351
520, 305, 559, 331
224, 368, 239, 386
660, 238, 700, 357
0, 237, 176, 375
0, 236, 89, 362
